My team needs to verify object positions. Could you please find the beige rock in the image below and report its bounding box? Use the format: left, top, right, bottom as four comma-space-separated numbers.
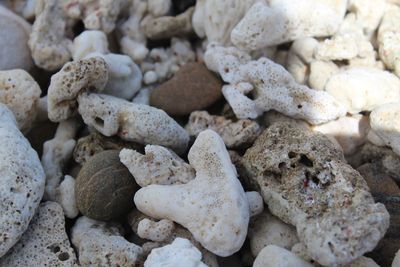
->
0, 69, 41, 132
47, 57, 109, 122
77, 93, 189, 153
0, 104, 45, 257
368, 103, 400, 156
286, 38, 318, 84
142, 7, 194, 40
0, 202, 77, 266
246, 192, 264, 218
137, 218, 175, 242
348, 0, 386, 35
253, 245, 313, 267
120, 146, 195, 187
71, 216, 142, 267
249, 211, 298, 257
29, 0, 71, 71
394, 249, 400, 267
325, 67, 400, 114
134, 130, 249, 256
0, 5, 33, 71
242, 122, 390, 266
186, 111, 261, 148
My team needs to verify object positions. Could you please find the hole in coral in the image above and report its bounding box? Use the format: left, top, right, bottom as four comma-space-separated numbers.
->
94, 117, 104, 127
299, 154, 313, 167
297, 105, 302, 109
48, 244, 60, 253
278, 162, 286, 170
288, 151, 296, 158
58, 252, 70, 261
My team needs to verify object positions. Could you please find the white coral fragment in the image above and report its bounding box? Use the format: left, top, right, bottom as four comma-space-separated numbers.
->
134, 130, 249, 256
71, 30, 109, 61
231, 0, 347, 50
204, 44, 347, 125
120, 146, 195, 187
253, 245, 313, 267
137, 218, 175, 242
144, 238, 207, 267
77, 93, 189, 153
325, 67, 400, 114
47, 56, 109, 122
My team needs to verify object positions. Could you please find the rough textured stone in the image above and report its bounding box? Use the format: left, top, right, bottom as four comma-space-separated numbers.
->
358, 163, 400, 267
242, 122, 390, 266
73, 132, 142, 164
253, 245, 313, 267
75, 150, 137, 221
0, 104, 45, 257
0, 202, 77, 266
150, 62, 222, 116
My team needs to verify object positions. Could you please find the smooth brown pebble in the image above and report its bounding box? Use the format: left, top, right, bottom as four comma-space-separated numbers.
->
75, 150, 137, 221
150, 62, 222, 116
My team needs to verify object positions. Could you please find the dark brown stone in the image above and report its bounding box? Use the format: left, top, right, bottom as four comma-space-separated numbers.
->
150, 62, 222, 116
358, 163, 400, 267
75, 150, 137, 221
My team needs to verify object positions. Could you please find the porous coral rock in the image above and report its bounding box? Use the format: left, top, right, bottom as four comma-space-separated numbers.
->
134, 130, 249, 256
137, 218, 175, 242
144, 238, 207, 267
242, 122, 390, 266
186, 111, 261, 148
77, 93, 189, 153
308, 60, 339, 91
0, 202, 77, 266
120, 145, 195, 187
47, 57, 109, 122
71, 216, 142, 267
325, 67, 400, 114
231, 0, 347, 50
73, 132, 142, 164
41, 118, 79, 201
0, 69, 41, 132
204, 44, 347, 125
0, 104, 45, 257
368, 103, 400, 156
29, 0, 71, 71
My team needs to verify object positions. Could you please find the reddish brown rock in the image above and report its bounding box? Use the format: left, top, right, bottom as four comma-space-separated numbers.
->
150, 62, 222, 116
358, 163, 400, 267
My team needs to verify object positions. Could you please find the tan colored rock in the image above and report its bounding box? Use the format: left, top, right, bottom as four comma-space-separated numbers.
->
242, 122, 390, 266
29, 0, 71, 71
0, 69, 41, 132
253, 245, 313, 267
142, 7, 194, 40
186, 111, 261, 148
47, 57, 109, 122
